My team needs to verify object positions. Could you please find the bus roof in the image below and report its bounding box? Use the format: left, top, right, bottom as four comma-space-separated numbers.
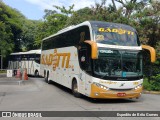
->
42, 21, 136, 41
10, 49, 41, 55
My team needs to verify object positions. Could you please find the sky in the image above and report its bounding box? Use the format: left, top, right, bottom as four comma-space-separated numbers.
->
2, 0, 115, 20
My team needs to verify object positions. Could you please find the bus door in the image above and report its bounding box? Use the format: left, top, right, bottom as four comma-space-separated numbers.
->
79, 46, 92, 95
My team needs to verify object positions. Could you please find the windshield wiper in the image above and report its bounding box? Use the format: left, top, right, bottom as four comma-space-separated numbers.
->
100, 73, 109, 79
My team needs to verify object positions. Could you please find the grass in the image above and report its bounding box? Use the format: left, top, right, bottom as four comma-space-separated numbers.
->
0, 70, 6, 73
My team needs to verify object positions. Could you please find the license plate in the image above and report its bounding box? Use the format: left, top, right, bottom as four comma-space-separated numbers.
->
117, 93, 126, 97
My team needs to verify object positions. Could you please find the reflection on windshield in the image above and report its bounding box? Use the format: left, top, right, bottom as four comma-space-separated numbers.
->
94, 50, 142, 79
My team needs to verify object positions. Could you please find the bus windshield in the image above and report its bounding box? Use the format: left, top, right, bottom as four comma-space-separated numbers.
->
93, 49, 143, 80
91, 22, 140, 46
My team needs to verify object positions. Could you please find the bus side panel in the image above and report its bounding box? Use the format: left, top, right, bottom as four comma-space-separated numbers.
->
40, 47, 86, 93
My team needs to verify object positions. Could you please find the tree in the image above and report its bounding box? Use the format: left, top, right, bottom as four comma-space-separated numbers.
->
21, 20, 41, 51
34, 5, 74, 46
130, 1, 160, 47
0, 1, 42, 68
0, 21, 14, 57
66, 7, 93, 26
0, 1, 24, 52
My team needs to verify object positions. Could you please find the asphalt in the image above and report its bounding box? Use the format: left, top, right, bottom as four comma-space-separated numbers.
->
1, 73, 160, 94
0, 73, 160, 120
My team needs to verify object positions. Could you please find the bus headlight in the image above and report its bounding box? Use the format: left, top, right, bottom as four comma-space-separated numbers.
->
93, 82, 109, 90
134, 84, 142, 90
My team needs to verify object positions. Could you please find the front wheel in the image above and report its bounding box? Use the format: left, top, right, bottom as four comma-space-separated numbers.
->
72, 80, 81, 98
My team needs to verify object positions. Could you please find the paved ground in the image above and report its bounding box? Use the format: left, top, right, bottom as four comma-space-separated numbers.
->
0, 74, 160, 120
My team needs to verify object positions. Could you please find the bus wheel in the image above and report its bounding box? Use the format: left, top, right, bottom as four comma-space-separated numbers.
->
46, 71, 51, 84
44, 70, 46, 78
72, 80, 81, 98
34, 70, 39, 77
44, 70, 47, 82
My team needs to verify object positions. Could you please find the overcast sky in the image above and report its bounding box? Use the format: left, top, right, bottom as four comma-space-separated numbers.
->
3, 0, 116, 20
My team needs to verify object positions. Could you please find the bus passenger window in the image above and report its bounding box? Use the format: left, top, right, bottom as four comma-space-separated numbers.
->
80, 50, 87, 70
79, 48, 88, 70
81, 56, 86, 62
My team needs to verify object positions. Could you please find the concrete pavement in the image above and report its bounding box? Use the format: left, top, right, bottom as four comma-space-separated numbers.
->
0, 74, 160, 120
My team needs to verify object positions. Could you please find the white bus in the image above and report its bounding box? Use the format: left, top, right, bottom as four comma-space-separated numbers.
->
40, 21, 156, 99
8, 49, 41, 76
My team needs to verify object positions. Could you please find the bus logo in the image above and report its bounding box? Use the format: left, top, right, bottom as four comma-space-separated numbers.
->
41, 49, 71, 71
98, 28, 134, 35
120, 83, 125, 87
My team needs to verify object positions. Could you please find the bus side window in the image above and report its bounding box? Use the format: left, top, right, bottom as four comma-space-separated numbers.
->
79, 48, 91, 72
79, 49, 87, 70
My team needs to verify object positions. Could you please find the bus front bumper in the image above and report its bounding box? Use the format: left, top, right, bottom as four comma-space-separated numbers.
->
90, 84, 142, 99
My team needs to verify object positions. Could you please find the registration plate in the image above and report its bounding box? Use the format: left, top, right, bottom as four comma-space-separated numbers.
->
117, 93, 126, 97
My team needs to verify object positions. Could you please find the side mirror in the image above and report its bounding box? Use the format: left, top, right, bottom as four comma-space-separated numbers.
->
84, 40, 98, 59
142, 45, 156, 63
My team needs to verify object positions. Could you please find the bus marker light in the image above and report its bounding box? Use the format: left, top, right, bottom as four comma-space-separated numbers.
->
94, 93, 99, 96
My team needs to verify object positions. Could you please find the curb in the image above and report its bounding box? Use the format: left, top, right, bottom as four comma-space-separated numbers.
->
143, 90, 160, 95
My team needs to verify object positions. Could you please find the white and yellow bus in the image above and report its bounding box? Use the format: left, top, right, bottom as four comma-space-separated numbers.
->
40, 21, 156, 99
8, 49, 41, 76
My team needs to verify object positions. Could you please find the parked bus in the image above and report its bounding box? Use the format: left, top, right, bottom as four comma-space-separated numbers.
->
8, 49, 41, 76
40, 21, 156, 99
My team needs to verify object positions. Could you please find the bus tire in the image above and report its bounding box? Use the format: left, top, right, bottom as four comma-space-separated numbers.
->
44, 70, 47, 82
72, 79, 81, 98
44, 70, 46, 78
34, 70, 39, 77
46, 71, 51, 84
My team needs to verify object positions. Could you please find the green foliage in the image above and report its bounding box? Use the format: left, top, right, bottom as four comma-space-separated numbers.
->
0, 1, 42, 68
0, 1, 42, 53
34, 5, 71, 47
53, 4, 75, 16
151, 74, 160, 91
131, 1, 160, 47
143, 75, 160, 91
0, 21, 14, 57
66, 7, 93, 26
21, 20, 41, 51
143, 78, 152, 91
0, 1, 23, 53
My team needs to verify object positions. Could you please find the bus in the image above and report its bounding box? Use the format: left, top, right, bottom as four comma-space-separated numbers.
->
40, 21, 156, 99
8, 49, 41, 76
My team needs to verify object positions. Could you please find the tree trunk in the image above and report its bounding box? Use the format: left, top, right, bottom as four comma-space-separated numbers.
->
111, 0, 117, 11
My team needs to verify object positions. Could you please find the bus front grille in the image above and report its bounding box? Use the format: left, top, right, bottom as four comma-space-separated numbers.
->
109, 88, 133, 91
